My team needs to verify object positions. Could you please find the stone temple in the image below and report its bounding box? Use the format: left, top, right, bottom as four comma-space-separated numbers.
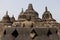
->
0, 4, 60, 40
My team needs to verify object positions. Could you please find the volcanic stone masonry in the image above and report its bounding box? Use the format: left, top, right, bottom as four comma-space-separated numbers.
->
0, 4, 60, 40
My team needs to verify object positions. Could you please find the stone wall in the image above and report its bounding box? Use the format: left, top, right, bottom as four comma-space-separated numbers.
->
2, 27, 59, 40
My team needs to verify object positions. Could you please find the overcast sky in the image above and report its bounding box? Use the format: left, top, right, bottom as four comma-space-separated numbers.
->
0, 0, 60, 22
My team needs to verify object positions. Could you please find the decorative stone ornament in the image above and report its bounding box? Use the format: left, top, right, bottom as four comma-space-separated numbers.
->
30, 29, 37, 39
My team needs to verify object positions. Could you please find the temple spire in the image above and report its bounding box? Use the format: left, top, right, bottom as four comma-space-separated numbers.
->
28, 4, 33, 10
45, 6, 48, 12
12, 15, 14, 17
20, 8, 24, 14
6, 11, 8, 15
21, 8, 23, 13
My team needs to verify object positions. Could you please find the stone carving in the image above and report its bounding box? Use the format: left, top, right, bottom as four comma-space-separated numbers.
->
0, 3, 60, 40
